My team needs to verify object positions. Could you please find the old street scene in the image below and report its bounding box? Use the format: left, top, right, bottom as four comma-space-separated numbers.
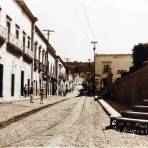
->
1, 0, 148, 147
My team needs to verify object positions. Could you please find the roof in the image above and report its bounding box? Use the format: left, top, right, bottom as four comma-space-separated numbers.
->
95, 53, 132, 57
57, 56, 66, 68
35, 26, 57, 58
15, 0, 37, 22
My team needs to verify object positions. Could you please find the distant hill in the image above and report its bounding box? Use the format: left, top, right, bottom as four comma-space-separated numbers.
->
64, 61, 94, 78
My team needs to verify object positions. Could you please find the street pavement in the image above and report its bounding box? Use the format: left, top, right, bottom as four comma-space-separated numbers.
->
0, 94, 148, 147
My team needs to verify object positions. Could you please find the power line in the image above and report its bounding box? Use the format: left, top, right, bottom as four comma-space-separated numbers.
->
72, 5, 91, 41
81, 4, 96, 40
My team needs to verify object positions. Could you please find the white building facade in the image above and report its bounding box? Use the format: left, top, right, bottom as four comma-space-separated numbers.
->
34, 26, 58, 97
95, 54, 132, 91
0, 0, 60, 99
0, 0, 37, 99
56, 56, 66, 95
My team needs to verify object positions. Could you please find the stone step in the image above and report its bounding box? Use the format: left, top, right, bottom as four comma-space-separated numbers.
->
142, 99, 148, 106
132, 105, 148, 112
110, 116, 148, 131
121, 111, 148, 120
111, 116, 148, 125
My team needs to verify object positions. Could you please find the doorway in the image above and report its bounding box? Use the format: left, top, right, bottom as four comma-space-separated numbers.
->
21, 71, 24, 96
0, 64, 3, 97
11, 74, 15, 96
27, 79, 30, 96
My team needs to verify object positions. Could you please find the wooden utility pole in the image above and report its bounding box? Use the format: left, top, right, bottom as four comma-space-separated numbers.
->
91, 41, 98, 97
42, 29, 54, 41
42, 29, 54, 97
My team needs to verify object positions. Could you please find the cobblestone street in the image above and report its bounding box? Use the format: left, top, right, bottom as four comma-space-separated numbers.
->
0, 95, 147, 147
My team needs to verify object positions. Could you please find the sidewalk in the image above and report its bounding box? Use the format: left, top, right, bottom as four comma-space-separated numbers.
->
0, 95, 75, 129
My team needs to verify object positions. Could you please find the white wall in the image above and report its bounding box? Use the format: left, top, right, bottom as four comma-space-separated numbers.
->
34, 32, 47, 62
48, 53, 56, 75
95, 54, 132, 82
0, 0, 32, 99
1, 0, 31, 38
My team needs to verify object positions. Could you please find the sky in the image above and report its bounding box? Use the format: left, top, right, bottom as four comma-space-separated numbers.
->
25, 0, 148, 62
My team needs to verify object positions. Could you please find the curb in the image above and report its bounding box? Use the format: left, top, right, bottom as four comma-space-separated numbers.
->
98, 99, 121, 118
0, 97, 72, 129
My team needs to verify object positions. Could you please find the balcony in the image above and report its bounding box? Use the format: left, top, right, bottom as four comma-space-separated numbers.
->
34, 59, 39, 71
23, 47, 33, 63
39, 62, 43, 72
43, 65, 47, 73
50, 73, 57, 80
7, 33, 23, 56
0, 25, 7, 47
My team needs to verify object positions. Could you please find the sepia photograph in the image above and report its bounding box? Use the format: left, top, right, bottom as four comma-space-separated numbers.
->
0, 0, 148, 147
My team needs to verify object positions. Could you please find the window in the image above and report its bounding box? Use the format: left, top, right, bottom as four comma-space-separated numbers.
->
42, 50, 45, 64
117, 70, 127, 74
6, 15, 12, 34
38, 45, 42, 62
103, 65, 111, 73
34, 41, 38, 59
22, 31, 26, 50
27, 36, 31, 49
15, 24, 20, 39
7, 21, 11, 34
53, 66, 55, 74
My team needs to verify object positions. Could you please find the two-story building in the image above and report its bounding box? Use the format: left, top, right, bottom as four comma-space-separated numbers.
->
0, 0, 62, 99
95, 54, 132, 91
0, 0, 37, 99
29, 25, 58, 97
56, 56, 66, 95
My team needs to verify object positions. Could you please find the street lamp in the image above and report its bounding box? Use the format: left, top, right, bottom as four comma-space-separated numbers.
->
91, 41, 98, 98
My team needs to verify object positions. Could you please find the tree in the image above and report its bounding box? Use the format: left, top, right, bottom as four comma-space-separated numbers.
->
132, 43, 148, 71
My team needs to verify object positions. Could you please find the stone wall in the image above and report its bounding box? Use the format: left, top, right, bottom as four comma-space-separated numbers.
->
112, 65, 148, 106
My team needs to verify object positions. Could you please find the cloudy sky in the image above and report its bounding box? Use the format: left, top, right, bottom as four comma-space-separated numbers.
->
26, 0, 148, 62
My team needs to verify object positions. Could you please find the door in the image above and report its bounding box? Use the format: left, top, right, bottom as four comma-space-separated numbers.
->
0, 64, 3, 97
27, 79, 30, 96
36, 80, 37, 96
21, 71, 24, 96
11, 74, 15, 96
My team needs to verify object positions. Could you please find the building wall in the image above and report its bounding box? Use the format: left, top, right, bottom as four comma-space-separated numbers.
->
34, 31, 47, 96
113, 65, 148, 106
1, 0, 31, 38
95, 54, 132, 90
0, 0, 32, 98
48, 53, 56, 75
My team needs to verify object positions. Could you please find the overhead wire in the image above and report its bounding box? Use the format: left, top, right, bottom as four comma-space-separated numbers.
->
72, 5, 91, 41
81, 3, 96, 40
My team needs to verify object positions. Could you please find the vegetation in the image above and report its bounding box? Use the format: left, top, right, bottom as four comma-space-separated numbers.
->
130, 43, 148, 73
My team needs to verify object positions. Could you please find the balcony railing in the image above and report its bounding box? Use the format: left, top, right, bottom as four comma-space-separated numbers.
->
50, 73, 57, 80
7, 33, 23, 53
0, 25, 7, 46
34, 59, 39, 71
24, 47, 34, 59
0, 25, 7, 40
39, 62, 43, 72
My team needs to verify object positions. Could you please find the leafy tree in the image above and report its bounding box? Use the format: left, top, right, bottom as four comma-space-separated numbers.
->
132, 43, 148, 71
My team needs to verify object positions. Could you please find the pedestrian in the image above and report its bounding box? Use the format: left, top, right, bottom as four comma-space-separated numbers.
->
23, 84, 27, 98
30, 86, 34, 103
40, 88, 44, 104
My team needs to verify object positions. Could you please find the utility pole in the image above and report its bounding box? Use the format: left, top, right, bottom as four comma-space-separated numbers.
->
42, 29, 54, 41
64, 58, 70, 72
42, 29, 54, 97
88, 59, 91, 94
91, 41, 98, 98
